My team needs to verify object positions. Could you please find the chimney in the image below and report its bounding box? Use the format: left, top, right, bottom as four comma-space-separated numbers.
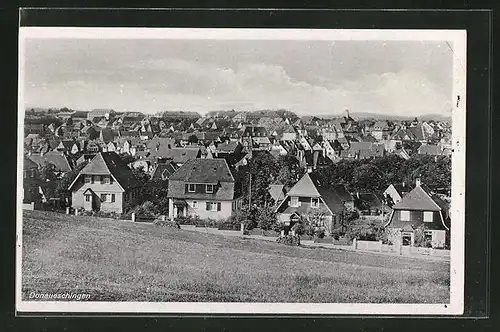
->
402, 181, 405, 188
356, 192, 360, 199
415, 178, 421, 187
345, 109, 350, 119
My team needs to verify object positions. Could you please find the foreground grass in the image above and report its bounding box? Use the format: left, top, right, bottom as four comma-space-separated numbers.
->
22, 210, 450, 303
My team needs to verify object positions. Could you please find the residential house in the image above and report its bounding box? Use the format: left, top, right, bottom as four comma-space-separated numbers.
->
353, 192, 386, 216
275, 173, 347, 236
68, 152, 141, 214
87, 109, 116, 120
150, 161, 179, 181
167, 158, 242, 220
384, 178, 450, 248
370, 121, 391, 140
268, 181, 287, 206
28, 151, 73, 177
383, 182, 414, 206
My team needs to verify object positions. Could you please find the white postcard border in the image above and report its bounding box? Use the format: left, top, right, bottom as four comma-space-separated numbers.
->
16, 27, 466, 315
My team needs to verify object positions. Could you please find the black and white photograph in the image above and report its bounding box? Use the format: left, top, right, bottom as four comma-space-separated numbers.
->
17, 27, 466, 315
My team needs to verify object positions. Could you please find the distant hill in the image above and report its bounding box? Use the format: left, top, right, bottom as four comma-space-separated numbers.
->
312, 112, 452, 122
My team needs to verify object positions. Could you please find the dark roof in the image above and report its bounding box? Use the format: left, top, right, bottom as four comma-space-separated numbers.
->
216, 141, 241, 153
418, 144, 443, 155
150, 147, 201, 163
169, 158, 234, 183
72, 152, 140, 190
150, 161, 179, 181
355, 193, 384, 209
28, 151, 73, 172
24, 155, 38, 170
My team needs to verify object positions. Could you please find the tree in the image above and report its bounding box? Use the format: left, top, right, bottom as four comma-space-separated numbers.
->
257, 206, 277, 235
40, 162, 58, 181
187, 134, 199, 144
276, 155, 304, 188
238, 151, 279, 207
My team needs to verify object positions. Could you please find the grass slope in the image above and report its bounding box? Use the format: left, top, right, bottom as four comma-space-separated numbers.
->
22, 211, 450, 303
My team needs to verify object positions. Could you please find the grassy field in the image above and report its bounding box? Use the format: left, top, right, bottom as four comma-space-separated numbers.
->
21, 210, 450, 303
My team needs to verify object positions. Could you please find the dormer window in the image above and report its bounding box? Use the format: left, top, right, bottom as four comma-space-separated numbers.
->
206, 184, 214, 193
84, 175, 91, 183
290, 196, 299, 207
188, 184, 196, 192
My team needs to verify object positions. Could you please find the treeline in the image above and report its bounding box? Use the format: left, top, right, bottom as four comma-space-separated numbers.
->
232, 152, 451, 209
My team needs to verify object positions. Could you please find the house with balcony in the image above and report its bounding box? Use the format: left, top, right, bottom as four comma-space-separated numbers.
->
167, 158, 242, 220
68, 152, 141, 214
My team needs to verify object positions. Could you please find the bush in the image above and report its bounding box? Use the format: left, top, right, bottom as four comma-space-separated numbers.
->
291, 222, 305, 236
276, 234, 301, 246
314, 228, 325, 239
304, 224, 315, 237
272, 221, 286, 233
331, 228, 345, 240
154, 219, 180, 229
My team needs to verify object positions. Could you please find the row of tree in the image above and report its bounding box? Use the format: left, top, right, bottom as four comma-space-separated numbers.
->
232, 152, 451, 210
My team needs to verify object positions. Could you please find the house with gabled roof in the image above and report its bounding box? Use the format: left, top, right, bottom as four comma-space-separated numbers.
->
268, 181, 287, 206
68, 152, 141, 213
383, 182, 414, 206
275, 173, 347, 235
150, 161, 179, 181
384, 178, 450, 248
167, 158, 242, 220
28, 151, 73, 176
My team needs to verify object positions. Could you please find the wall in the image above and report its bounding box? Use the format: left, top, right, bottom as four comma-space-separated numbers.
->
390, 209, 444, 230
186, 199, 233, 220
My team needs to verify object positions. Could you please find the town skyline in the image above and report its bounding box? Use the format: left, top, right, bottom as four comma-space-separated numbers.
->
24, 39, 453, 117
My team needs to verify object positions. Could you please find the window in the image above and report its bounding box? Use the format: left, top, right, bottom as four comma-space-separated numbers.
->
85, 175, 91, 183
103, 176, 110, 184
101, 194, 106, 202
424, 230, 433, 242
311, 198, 319, 208
206, 184, 214, 193
205, 202, 220, 212
111, 194, 115, 203
192, 201, 197, 208
400, 210, 410, 221
423, 211, 433, 222
96, 175, 101, 183
290, 196, 299, 207
188, 183, 196, 192
85, 194, 91, 202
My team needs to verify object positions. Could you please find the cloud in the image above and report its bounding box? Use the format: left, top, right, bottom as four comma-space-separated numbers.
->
25, 56, 452, 116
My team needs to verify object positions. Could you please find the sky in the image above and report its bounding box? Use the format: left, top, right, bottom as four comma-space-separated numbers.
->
23, 38, 454, 117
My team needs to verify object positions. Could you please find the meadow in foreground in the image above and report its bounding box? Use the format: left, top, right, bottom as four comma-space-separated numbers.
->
22, 210, 450, 303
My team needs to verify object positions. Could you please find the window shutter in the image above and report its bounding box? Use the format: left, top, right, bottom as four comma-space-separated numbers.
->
91, 176, 95, 184
206, 202, 210, 211
217, 202, 221, 211
111, 194, 115, 202
100, 176, 103, 184
110, 176, 114, 184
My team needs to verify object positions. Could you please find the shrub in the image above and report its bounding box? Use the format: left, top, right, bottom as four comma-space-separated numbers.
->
291, 222, 305, 236
154, 219, 180, 229
314, 228, 325, 239
304, 224, 315, 237
272, 221, 286, 233
276, 234, 301, 246
331, 228, 345, 240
